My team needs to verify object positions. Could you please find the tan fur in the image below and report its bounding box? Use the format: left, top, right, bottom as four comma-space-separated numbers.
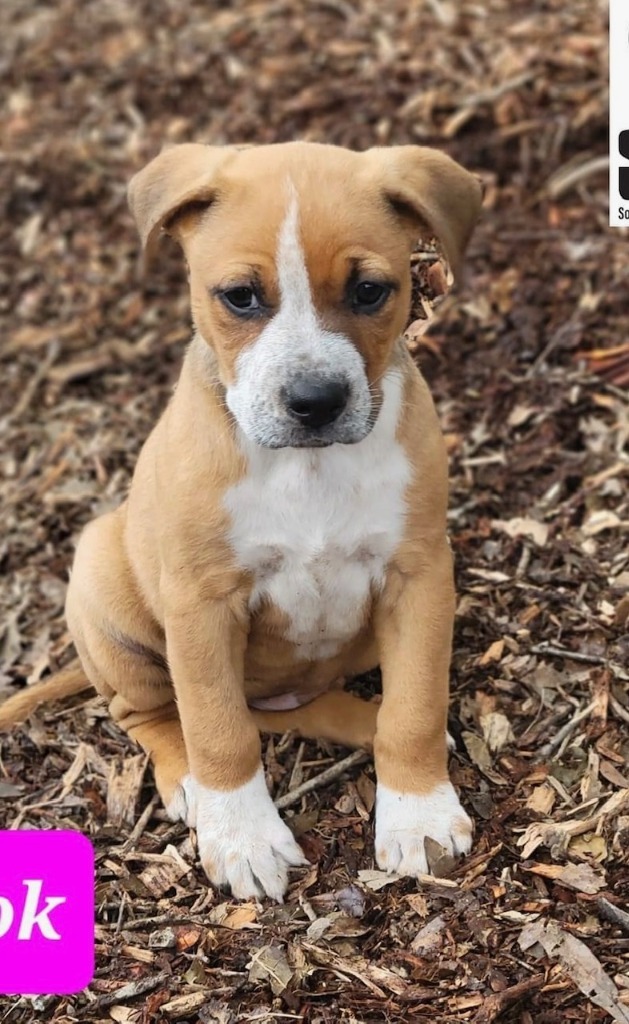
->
2, 141, 482, 884
0, 664, 90, 730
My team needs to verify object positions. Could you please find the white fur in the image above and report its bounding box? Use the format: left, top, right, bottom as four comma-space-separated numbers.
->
166, 766, 307, 901
224, 371, 410, 661
225, 184, 373, 448
375, 781, 473, 876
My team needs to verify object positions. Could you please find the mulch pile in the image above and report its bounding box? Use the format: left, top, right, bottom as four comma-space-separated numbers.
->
1, 0, 628, 1021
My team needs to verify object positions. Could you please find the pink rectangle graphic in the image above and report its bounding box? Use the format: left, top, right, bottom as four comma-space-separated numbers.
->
0, 830, 94, 995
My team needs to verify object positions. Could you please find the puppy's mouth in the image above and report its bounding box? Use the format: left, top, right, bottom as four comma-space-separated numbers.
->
242, 403, 381, 450
227, 369, 380, 451
262, 430, 365, 450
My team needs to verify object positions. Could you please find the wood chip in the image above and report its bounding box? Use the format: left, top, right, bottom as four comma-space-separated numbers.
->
106, 753, 148, 828
159, 992, 209, 1019
137, 844, 191, 897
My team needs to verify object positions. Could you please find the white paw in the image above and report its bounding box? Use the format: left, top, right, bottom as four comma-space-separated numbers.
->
166, 766, 307, 901
375, 781, 472, 876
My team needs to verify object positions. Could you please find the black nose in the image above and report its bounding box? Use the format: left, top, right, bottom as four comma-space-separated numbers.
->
283, 377, 350, 429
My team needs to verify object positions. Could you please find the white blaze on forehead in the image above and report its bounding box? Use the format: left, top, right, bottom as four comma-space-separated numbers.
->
276, 183, 317, 319
269, 179, 359, 371
224, 176, 373, 447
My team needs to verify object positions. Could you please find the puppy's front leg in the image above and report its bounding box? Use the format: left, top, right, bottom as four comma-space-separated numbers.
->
374, 539, 472, 876
164, 591, 306, 901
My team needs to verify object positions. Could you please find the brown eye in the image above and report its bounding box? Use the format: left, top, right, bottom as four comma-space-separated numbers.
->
351, 281, 390, 313
221, 286, 261, 315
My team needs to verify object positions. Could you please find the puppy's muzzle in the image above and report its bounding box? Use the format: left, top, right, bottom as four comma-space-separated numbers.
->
282, 375, 350, 430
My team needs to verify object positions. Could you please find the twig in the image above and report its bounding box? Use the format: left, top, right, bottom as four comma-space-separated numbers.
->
544, 154, 609, 198
538, 700, 596, 758
4, 340, 59, 424
609, 694, 629, 725
530, 643, 607, 666
288, 741, 306, 791
596, 898, 629, 934
119, 793, 161, 855
472, 974, 545, 1023
106, 913, 206, 932
525, 320, 583, 379
301, 943, 387, 997
91, 971, 173, 1010
113, 890, 128, 935
460, 71, 535, 109
275, 750, 368, 809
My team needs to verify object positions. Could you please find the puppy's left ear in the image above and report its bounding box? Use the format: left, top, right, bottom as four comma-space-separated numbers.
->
128, 143, 245, 254
369, 146, 483, 281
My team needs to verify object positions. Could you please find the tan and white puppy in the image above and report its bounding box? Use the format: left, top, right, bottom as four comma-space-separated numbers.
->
20, 142, 483, 901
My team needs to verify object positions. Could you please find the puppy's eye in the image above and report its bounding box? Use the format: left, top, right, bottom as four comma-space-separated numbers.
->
351, 280, 390, 313
221, 287, 261, 315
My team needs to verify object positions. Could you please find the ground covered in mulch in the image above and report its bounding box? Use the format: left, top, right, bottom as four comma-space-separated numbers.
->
1, 0, 628, 1021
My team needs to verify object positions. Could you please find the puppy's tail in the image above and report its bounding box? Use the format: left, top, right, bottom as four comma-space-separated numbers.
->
0, 662, 92, 731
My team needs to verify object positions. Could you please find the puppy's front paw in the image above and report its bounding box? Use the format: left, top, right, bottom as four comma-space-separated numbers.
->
375, 781, 472, 877
167, 766, 307, 901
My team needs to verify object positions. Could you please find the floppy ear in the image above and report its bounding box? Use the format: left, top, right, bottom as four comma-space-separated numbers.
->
127, 143, 243, 252
368, 146, 483, 281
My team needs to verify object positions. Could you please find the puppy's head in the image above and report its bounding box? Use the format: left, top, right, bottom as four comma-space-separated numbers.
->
129, 142, 481, 448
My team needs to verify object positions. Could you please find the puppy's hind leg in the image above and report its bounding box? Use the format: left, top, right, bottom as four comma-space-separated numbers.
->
251, 690, 379, 751
65, 509, 187, 810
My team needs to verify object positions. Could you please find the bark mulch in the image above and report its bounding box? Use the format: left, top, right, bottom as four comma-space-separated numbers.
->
1, 1, 628, 1021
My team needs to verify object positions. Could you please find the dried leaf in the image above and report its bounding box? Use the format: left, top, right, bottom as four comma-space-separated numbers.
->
355, 771, 376, 813
199, 1002, 237, 1024
247, 944, 293, 995
569, 833, 608, 862
109, 1009, 142, 1024
600, 760, 629, 788
519, 919, 629, 1023
410, 914, 447, 955
480, 711, 515, 752
306, 917, 332, 941
424, 836, 458, 877
357, 869, 403, 891
426, 260, 448, 295
209, 902, 260, 930
405, 893, 430, 918
524, 861, 606, 894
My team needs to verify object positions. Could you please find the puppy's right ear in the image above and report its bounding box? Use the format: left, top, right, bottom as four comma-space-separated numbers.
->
128, 144, 241, 252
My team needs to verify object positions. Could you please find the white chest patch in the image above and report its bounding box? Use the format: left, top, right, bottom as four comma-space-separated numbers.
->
224, 371, 410, 660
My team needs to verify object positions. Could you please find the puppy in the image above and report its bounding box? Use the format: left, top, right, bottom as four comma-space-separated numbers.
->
7, 142, 483, 901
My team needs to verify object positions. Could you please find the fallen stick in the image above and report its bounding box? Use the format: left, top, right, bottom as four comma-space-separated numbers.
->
119, 793, 161, 855
275, 749, 368, 809
539, 700, 596, 757
596, 898, 629, 935
530, 643, 606, 666
91, 971, 173, 1010
472, 974, 545, 1023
